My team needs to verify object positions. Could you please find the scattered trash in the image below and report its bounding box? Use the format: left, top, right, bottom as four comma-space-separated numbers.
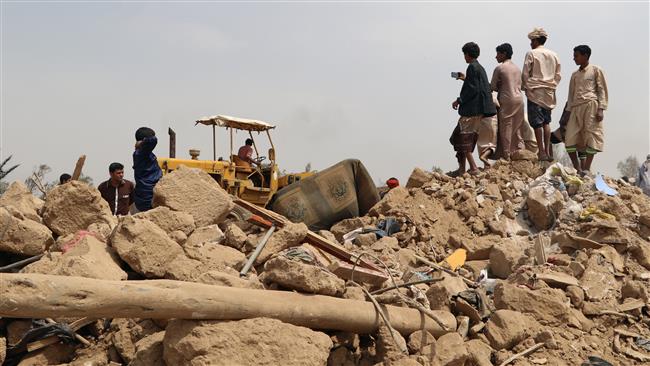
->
595, 173, 618, 196
580, 356, 614, 366
444, 248, 467, 271
579, 207, 616, 221
635, 337, 650, 352
477, 269, 496, 293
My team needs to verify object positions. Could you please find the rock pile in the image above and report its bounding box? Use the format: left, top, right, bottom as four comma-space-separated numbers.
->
1, 160, 650, 365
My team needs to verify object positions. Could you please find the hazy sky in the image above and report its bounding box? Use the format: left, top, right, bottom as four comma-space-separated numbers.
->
1, 1, 649, 187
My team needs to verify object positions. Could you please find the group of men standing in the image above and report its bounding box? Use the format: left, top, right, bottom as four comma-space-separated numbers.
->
450, 27, 609, 177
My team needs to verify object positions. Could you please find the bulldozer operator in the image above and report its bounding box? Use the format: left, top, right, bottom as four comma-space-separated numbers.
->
235, 138, 260, 168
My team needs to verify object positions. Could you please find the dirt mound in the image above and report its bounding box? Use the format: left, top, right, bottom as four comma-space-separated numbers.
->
3, 159, 650, 366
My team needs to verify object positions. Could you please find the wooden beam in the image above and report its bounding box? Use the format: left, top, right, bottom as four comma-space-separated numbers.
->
327, 261, 389, 286
0, 273, 456, 337
71, 155, 86, 180
168, 127, 176, 158
233, 198, 383, 272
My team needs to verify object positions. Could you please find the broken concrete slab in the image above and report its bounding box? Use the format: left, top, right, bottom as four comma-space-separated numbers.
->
369, 186, 409, 216
223, 223, 248, 250
407, 330, 435, 354
255, 222, 308, 265
21, 233, 127, 280
130, 331, 165, 366
0, 206, 54, 256
163, 318, 332, 366
42, 180, 114, 236
376, 326, 408, 364
451, 235, 497, 261
0, 181, 44, 222
329, 216, 374, 243
134, 206, 195, 236
465, 339, 493, 366
631, 242, 650, 270
425, 273, 469, 311
153, 165, 234, 227
184, 224, 225, 248
489, 237, 529, 279
110, 216, 184, 278
580, 254, 618, 301
536, 272, 579, 289
261, 255, 345, 296
493, 282, 586, 329
184, 242, 246, 271
526, 185, 564, 230
431, 332, 468, 366
406, 167, 433, 189
484, 309, 541, 350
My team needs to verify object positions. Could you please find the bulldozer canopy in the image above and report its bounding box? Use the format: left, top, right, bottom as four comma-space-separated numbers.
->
195, 115, 276, 132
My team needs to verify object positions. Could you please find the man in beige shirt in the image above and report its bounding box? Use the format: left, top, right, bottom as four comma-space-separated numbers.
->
564, 45, 608, 175
491, 43, 525, 160
522, 27, 561, 161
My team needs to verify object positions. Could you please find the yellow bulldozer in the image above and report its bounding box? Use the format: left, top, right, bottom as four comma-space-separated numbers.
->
158, 115, 312, 207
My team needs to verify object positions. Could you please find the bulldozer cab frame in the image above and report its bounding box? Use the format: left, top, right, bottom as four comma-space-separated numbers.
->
159, 115, 311, 207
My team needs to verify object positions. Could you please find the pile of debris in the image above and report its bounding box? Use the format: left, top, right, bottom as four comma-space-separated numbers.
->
1, 157, 650, 366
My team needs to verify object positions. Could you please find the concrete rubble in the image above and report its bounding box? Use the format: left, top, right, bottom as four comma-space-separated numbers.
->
1, 159, 650, 365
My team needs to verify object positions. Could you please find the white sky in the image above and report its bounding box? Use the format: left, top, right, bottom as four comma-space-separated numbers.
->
1, 1, 649, 186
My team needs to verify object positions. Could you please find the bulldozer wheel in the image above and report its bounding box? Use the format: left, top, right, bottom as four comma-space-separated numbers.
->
228, 205, 251, 221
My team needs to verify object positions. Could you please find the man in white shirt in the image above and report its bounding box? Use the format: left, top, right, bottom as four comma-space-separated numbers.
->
522, 27, 561, 162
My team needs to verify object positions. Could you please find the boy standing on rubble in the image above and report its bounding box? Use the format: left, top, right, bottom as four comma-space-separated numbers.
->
564, 45, 608, 176
522, 27, 561, 161
450, 42, 497, 176
491, 43, 525, 160
133, 127, 162, 212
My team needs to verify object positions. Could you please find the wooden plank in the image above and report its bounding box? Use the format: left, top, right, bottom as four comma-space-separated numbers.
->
26, 317, 95, 352
71, 155, 86, 180
306, 231, 383, 272
327, 261, 389, 286
535, 272, 579, 288
233, 198, 382, 272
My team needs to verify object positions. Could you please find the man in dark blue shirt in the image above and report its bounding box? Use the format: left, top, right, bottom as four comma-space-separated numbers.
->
449, 42, 497, 176
133, 127, 162, 212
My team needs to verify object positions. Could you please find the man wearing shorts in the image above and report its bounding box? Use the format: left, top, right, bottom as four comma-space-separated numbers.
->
564, 45, 608, 175
522, 27, 561, 161
450, 42, 497, 176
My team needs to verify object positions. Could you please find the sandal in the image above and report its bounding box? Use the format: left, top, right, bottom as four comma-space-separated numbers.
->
468, 169, 480, 176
